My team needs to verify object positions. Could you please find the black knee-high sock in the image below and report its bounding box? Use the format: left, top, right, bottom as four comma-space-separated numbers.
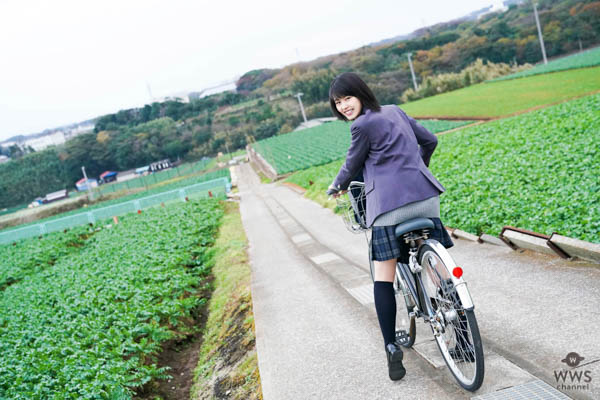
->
374, 281, 396, 346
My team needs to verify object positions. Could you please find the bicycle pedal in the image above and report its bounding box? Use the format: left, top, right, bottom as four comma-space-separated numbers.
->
395, 330, 410, 344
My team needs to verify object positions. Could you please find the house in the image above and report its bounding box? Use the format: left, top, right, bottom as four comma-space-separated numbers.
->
76, 178, 98, 191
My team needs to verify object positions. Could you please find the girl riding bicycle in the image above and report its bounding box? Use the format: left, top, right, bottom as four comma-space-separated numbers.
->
326, 72, 454, 381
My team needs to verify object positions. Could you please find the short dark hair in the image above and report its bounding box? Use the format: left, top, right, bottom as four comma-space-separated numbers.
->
329, 72, 381, 121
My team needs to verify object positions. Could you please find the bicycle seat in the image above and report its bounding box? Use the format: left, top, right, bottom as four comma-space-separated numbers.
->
394, 218, 434, 238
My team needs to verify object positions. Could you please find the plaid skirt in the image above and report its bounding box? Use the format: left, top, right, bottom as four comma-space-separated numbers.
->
371, 217, 454, 262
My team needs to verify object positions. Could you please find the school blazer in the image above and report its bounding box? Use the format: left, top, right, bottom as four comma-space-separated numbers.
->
332, 105, 445, 227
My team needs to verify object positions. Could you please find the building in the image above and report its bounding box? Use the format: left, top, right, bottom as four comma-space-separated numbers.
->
75, 178, 98, 191
0, 121, 94, 152
24, 131, 66, 151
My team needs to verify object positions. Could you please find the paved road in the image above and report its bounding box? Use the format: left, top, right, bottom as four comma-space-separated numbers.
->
237, 163, 600, 400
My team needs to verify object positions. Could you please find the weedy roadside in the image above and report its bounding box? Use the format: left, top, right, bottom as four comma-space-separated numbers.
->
192, 201, 262, 400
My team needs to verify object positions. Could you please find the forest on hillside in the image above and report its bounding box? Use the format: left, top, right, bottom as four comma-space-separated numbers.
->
1, 0, 598, 208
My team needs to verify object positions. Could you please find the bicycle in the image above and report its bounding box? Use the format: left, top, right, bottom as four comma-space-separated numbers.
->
337, 181, 485, 391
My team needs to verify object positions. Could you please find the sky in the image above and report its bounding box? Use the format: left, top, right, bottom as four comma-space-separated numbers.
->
0, 0, 499, 142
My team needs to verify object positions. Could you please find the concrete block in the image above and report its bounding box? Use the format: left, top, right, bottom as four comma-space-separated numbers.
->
452, 228, 479, 242
478, 233, 507, 247
501, 229, 556, 256
549, 233, 600, 264
229, 166, 238, 187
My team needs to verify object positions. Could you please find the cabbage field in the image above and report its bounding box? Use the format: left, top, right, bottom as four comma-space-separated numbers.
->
286, 94, 600, 243
252, 118, 473, 174
493, 46, 600, 82
0, 199, 223, 399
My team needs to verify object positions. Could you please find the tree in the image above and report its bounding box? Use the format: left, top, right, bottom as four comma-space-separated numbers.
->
8, 144, 24, 159
236, 69, 278, 93
291, 68, 337, 104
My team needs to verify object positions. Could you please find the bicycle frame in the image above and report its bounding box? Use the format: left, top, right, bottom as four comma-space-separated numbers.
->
397, 239, 474, 321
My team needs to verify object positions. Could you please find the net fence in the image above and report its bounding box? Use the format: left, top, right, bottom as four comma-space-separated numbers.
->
96, 159, 212, 196
0, 177, 228, 245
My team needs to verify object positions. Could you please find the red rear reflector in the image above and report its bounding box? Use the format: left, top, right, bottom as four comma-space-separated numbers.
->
452, 267, 463, 278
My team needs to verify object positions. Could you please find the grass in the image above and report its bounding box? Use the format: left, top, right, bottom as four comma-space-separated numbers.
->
284, 161, 342, 210
192, 202, 262, 400
249, 162, 272, 184
493, 46, 600, 82
400, 66, 600, 118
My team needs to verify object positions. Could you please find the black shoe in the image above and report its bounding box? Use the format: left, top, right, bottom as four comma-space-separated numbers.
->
385, 342, 406, 381
449, 345, 475, 362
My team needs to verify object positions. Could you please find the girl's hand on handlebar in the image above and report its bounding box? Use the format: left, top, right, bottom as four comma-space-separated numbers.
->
326, 184, 346, 198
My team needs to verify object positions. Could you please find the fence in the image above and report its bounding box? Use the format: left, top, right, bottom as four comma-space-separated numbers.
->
0, 177, 228, 245
96, 158, 212, 196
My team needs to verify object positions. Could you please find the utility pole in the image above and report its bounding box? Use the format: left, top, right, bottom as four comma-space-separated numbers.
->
533, 2, 548, 64
295, 92, 308, 123
407, 53, 419, 91
81, 166, 94, 201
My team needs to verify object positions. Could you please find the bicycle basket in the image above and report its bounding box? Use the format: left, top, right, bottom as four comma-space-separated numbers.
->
336, 181, 368, 233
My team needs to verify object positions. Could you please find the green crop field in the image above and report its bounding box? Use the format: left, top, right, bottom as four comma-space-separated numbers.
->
0, 168, 230, 235
0, 225, 91, 291
400, 66, 600, 119
0, 199, 223, 398
253, 118, 473, 174
493, 46, 600, 82
287, 94, 600, 243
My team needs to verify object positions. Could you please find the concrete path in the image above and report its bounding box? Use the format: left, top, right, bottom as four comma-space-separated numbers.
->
237, 163, 600, 400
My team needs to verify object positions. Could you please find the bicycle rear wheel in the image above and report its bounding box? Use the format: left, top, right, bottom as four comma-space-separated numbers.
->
418, 242, 484, 392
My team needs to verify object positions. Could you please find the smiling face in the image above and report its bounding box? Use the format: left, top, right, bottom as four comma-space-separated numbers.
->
334, 96, 362, 121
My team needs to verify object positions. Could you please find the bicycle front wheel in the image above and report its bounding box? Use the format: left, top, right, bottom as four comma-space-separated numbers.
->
418, 242, 484, 392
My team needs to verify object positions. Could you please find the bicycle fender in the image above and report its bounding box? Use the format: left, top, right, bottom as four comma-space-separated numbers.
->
422, 239, 474, 310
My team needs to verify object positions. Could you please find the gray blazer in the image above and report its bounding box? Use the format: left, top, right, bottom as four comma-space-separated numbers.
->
333, 105, 445, 227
